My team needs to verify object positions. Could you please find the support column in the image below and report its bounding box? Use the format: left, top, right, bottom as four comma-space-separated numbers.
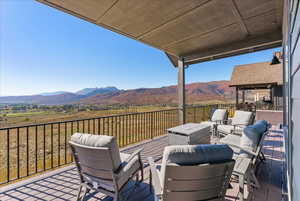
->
178, 58, 186, 125
270, 87, 273, 103
236, 87, 239, 109
242, 90, 245, 103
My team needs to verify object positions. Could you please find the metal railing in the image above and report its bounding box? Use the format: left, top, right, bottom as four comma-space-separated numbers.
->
0, 108, 179, 184
0, 104, 237, 185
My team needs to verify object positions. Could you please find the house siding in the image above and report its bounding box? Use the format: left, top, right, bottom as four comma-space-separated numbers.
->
286, 0, 300, 200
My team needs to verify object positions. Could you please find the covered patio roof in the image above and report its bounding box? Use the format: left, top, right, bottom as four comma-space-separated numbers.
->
36, 0, 283, 66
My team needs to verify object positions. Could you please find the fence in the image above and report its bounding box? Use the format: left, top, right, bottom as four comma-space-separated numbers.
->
0, 104, 235, 185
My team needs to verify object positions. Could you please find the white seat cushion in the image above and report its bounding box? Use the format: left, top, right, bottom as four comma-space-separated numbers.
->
217, 125, 234, 134
220, 134, 241, 145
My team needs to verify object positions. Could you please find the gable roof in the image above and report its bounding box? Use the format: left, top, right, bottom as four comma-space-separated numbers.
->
230, 62, 283, 87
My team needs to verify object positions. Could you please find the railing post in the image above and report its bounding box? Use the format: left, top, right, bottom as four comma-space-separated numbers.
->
178, 57, 186, 125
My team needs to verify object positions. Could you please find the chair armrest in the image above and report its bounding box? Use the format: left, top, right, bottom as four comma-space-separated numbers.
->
148, 157, 163, 196
220, 118, 232, 125
211, 120, 223, 124
124, 148, 143, 163
232, 125, 245, 135
225, 142, 258, 157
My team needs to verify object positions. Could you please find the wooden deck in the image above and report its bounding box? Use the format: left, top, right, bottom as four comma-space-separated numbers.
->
0, 127, 285, 201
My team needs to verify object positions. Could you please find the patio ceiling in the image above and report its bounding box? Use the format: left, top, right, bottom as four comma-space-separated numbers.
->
36, 0, 283, 66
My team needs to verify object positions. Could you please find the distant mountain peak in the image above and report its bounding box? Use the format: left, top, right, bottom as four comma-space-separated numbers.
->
0, 81, 234, 105
38, 91, 70, 96
76, 86, 119, 96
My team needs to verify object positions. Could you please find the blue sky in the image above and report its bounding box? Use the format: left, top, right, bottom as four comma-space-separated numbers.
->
0, 0, 281, 96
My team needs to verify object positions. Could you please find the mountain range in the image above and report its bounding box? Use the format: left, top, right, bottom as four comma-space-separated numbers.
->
0, 81, 235, 105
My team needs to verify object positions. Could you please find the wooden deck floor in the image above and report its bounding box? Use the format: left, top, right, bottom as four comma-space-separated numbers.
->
0, 127, 285, 201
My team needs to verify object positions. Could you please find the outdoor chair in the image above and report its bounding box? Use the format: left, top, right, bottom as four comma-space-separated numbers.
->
219, 120, 270, 201
148, 144, 235, 201
216, 110, 255, 137
201, 109, 228, 137
69, 133, 144, 201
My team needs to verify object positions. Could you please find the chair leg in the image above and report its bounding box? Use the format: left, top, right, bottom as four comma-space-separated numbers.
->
260, 152, 266, 162
239, 174, 245, 201
140, 166, 144, 182
80, 185, 88, 201
149, 170, 153, 193
76, 184, 83, 201
113, 193, 119, 201
250, 170, 260, 188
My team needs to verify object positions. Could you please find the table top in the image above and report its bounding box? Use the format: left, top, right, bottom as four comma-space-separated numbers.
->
167, 123, 210, 135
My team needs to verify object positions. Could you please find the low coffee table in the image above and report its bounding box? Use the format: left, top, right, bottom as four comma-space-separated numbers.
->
167, 123, 211, 145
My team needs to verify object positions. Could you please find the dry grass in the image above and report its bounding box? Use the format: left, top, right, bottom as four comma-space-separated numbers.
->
0, 104, 235, 185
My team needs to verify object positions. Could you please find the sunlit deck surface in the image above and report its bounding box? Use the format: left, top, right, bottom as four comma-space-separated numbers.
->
0, 126, 284, 201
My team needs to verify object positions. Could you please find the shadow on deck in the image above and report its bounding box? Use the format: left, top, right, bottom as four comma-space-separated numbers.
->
0, 128, 284, 201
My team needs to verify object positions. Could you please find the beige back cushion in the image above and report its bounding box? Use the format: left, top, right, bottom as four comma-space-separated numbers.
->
160, 144, 233, 187
70, 133, 122, 170
231, 110, 254, 126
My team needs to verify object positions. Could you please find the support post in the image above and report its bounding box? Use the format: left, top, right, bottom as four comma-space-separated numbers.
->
236, 87, 239, 109
178, 58, 186, 124
270, 87, 273, 103
242, 90, 245, 103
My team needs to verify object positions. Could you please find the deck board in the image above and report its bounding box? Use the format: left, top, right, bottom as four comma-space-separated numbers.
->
0, 127, 284, 201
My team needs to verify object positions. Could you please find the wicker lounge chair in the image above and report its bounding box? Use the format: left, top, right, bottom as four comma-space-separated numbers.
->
69, 133, 144, 201
148, 144, 235, 201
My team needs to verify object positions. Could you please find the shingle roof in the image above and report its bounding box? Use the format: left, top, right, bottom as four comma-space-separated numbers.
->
230, 62, 283, 87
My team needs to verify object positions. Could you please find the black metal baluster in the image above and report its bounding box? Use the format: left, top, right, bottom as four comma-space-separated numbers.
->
98, 118, 100, 135
101, 118, 105, 135
17, 128, 20, 179
83, 120, 85, 133
7, 129, 10, 182
26, 127, 29, 176
77, 121, 79, 132
64, 122, 67, 164
58, 123, 60, 166
71, 121, 74, 162
93, 119, 95, 134
43, 125, 46, 170
51, 124, 53, 168
35, 126, 38, 173
126, 115, 129, 145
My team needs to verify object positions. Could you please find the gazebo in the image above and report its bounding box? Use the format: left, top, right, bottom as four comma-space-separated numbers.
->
230, 52, 283, 110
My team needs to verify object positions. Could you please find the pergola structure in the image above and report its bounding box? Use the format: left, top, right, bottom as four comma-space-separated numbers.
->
36, 0, 284, 124
230, 52, 283, 109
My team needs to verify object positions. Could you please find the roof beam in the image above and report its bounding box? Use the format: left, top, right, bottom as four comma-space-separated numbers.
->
184, 31, 282, 65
